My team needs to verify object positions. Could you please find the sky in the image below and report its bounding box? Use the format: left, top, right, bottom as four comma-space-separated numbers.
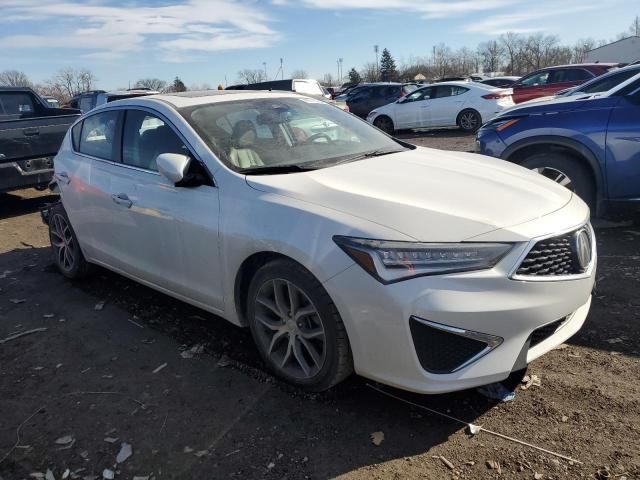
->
0, 0, 633, 89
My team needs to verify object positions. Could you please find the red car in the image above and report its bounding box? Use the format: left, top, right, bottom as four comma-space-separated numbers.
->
511, 63, 617, 103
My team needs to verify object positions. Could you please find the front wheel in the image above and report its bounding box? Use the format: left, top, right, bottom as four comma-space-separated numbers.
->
521, 153, 595, 210
373, 115, 395, 135
246, 259, 352, 391
457, 109, 482, 133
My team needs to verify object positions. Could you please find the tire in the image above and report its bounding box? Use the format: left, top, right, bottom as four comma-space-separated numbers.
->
373, 115, 395, 135
48, 203, 92, 279
457, 109, 482, 133
246, 258, 353, 391
521, 153, 595, 210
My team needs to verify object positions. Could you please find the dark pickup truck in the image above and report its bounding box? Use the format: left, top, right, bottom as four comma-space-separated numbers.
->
0, 87, 80, 193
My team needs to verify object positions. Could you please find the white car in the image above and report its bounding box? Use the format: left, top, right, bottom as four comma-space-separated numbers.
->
46, 91, 596, 394
366, 81, 514, 134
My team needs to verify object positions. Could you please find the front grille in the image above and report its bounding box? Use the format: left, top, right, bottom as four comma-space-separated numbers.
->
529, 318, 566, 347
409, 318, 489, 374
516, 231, 584, 276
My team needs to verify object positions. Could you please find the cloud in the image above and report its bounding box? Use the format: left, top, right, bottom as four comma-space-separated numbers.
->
272, 0, 513, 19
0, 0, 279, 61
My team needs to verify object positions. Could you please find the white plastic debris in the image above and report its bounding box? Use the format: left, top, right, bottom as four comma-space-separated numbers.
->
116, 442, 132, 463
370, 431, 384, 446
94, 301, 105, 311
152, 363, 167, 374
55, 435, 74, 445
45, 470, 55, 480
102, 469, 114, 480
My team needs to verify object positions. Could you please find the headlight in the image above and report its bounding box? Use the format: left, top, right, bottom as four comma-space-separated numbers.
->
484, 117, 523, 132
333, 236, 512, 283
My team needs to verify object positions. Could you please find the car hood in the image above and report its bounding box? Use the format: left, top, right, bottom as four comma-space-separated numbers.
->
501, 93, 606, 116
246, 147, 572, 242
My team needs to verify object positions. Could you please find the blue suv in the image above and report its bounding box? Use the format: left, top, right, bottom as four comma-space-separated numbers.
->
477, 74, 640, 214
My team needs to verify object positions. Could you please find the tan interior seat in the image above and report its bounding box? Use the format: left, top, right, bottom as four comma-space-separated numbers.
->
228, 120, 264, 169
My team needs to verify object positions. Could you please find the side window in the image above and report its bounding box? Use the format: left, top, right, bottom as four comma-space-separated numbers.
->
404, 88, 432, 103
550, 69, 592, 83
0, 93, 37, 118
350, 88, 371, 102
434, 86, 468, 98
79, 111, 119, 161
520, 71, 550, 86
582, 69, 639, 93
122, 110, 187, 171
78, 95, 95, 113
71, 122, 82, 151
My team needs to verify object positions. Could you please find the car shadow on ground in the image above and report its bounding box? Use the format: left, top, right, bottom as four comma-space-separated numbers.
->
1, 245, 502, 479
0, 191, 58, 221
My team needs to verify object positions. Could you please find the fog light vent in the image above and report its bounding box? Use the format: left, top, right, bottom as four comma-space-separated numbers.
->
409, 317, 503, 374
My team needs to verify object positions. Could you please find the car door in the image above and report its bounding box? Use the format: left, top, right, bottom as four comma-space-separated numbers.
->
605, 82, 640, 199
369, 85, 399, 113
93, 108, 223, 309
347, 87, 372, 118
545, 68, 593, 96
394, 87, 433, 129
429, 85, 469, 126
512, 70, 551, 103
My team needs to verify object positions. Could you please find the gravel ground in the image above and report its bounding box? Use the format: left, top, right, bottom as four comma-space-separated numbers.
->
0, 132, 639, 480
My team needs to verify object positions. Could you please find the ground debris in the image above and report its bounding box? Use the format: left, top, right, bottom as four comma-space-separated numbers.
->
216, 354, 232, 367
94, 301, 105, 311
55, 435, 74, 445
45, 470, 55, 480
9, 298, 26, 304
534, 473, 543, 480
180, 344, 205, 359
486, 459, 501, 473
439, 455, 455, 470
521, 374, 541, 390
370, 431, 384, 446
0, 327, 48, 345
116, 442, 132, 463
152, 363, 167, 374
104, 437, 118, 444
101, 469, 114, 480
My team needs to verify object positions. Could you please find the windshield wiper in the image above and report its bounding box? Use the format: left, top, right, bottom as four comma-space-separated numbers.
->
238, 164, 317, 175
337, 148, 405, 164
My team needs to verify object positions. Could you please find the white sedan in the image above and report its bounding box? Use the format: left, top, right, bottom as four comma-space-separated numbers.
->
46, 90, 595, 393
367, 81, 514, 133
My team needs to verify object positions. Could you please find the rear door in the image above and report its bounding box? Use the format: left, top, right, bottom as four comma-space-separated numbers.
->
605, 82, 640, 199
546, 68, 594, 96
430, 85, 470, 126
369, 85, 399, 113
347, 87, 372, 118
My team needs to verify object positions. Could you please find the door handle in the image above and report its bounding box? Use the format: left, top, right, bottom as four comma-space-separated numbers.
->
111, 193, 133, 208
54, 172, 70, 185
23, 127, 40, 136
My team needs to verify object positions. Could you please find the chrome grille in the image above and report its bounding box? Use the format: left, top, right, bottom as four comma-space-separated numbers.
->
516, 229, 588, 277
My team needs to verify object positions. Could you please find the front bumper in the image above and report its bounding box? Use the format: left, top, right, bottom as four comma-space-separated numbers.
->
324, 225, 595, 394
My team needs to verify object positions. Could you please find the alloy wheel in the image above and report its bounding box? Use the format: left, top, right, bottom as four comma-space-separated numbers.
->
532, 167, 574, 191
459, 111, 479, 131
253, 278, 326, 380
50, 213, 76, 273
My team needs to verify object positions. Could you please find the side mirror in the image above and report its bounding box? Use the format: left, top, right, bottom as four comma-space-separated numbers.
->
157, 153, 191, 184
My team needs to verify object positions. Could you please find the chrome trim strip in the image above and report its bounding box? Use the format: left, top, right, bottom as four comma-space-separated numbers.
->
509, 222, 596, 282
410, 316, 503, 373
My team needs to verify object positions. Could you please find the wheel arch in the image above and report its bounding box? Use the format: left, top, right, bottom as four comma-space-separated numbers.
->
233, 251, 306, 326
501, 136, 606, 213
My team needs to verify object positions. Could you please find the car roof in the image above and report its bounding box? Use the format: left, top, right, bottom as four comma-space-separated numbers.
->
106, 90, 304, 109
537, 63, 618, 71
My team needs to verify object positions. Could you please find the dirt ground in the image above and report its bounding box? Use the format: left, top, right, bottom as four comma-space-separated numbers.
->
0, 131, 639, 480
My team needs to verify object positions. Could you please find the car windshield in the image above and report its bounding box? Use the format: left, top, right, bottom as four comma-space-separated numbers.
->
182, 96, 408, 173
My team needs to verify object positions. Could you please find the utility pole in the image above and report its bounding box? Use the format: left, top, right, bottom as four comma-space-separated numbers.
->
280, 58, 284, 80
374, 45, 379, 80
339, 57, 343, 83
263, 62, 267, 80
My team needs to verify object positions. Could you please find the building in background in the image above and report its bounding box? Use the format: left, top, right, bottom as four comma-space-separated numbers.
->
585, 36, 640, 64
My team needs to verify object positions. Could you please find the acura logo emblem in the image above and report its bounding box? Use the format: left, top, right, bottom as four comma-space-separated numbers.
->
572, 228, 592, 271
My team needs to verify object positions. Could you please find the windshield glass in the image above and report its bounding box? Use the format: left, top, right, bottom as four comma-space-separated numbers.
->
182, 96, 407, 173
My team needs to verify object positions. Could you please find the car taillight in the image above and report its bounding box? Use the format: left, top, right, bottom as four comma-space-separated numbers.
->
399, 89, 406, 97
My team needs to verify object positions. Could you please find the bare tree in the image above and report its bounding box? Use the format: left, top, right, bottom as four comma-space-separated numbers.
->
630, 15, 640, 36
49, 68, 97, 99
321, 73, 335, 86
478, 40, 504, 74
433, 43, 453, 78
359, 62, 379, 82
290, 69, 308, 79
0, 70, 32, 87
135, 78, 167, 91
571, 38, 596, 64
237, 69, 267, 84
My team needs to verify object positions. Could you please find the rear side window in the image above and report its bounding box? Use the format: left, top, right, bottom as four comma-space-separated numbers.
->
0, 92, 37, 118
551, 69, 593, 83
434, 85, 469, 98
78, 110, 119, 160
122, 109, 187, 171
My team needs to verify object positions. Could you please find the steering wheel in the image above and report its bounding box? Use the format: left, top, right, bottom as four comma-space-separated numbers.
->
303, 132, 334, 145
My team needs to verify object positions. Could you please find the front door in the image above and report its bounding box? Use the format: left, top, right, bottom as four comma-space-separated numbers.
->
394, 87, 433, 129
430, 85, 470, 126
605, 85, 640, 200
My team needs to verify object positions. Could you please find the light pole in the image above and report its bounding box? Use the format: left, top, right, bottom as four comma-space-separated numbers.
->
263, 62, 267, 80
280, 58, 284, 80
374, 45, 379, 80
339, 57, 343, 83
